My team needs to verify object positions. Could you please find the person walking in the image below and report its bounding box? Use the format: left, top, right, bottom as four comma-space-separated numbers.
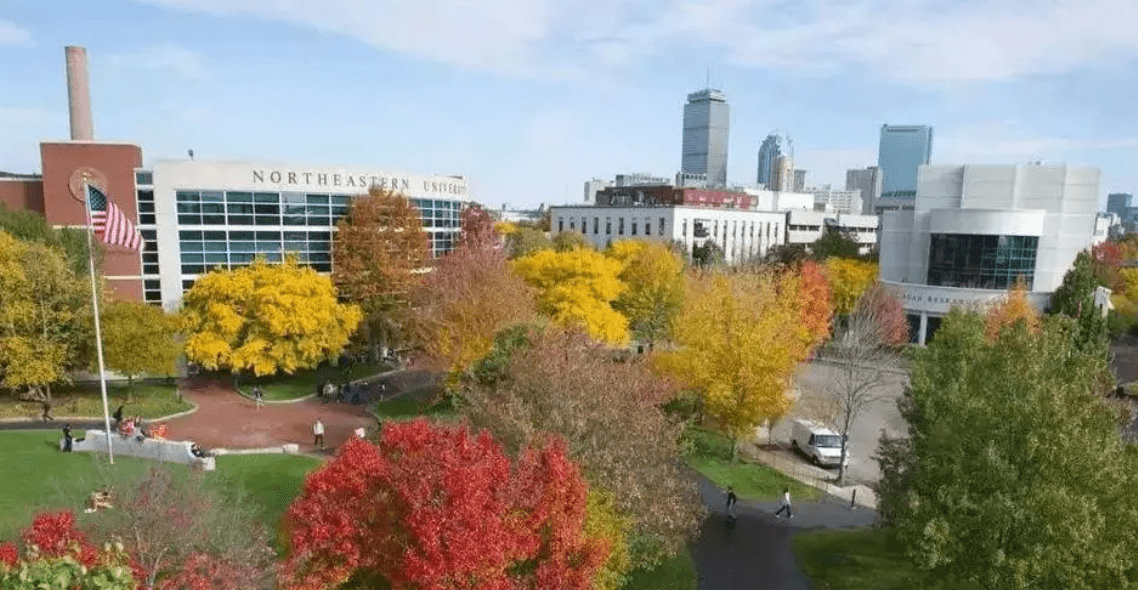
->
252, 386, 264, 409
62, 423, 73, 452
337, 382, 348, 404
112, 405, 124, 427
725, 486, 738, 521
322, 382, 334, 405
773, 487, 793, 519
313, 419, 325, 451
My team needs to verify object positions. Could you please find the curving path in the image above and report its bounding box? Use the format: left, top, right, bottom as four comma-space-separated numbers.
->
691, 473, 878, 590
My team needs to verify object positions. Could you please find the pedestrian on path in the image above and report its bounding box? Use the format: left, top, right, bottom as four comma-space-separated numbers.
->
774, 487, 794, 519
113, 405, 124, 427
252, 386, 264, 409
322, 382, 335, 405
62, 423, 73, 452
313, 419, 325, 450
725, 486, 738, 520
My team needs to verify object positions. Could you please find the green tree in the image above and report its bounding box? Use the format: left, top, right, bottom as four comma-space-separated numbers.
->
876, 310, 1138, 590
0, 203, 99, 278
552, 230, 590, 252
810, 227, 861, 260
180, 257, 362, 376
1049, 250, 1109, 354
507, 227, 553, 259
608, 240, 685, 346
691, 241, 724, 268
100, 301, 181, 401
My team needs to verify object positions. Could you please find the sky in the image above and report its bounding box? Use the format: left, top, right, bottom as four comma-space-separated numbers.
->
2, 0, 1137, 210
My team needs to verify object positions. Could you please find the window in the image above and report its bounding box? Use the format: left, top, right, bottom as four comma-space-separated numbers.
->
200, 191, 225, 224
618, 217, 625, 235
141, 229, 158, 275
632, 221, 638, 236
143, 279, 161, 305
558, 219, 564, 232
926, 234, 1039, 290
594, 217, 599, 235
606, 218, 611, 235
135, 171, 153, 186
659, 217, 666, 236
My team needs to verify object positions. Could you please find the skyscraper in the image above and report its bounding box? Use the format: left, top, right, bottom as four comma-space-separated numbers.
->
877, 125, 933, 209
1107, 193, 1132, 216
681, 89, 730, 188
846, 166, 882, 214
757, 132, 793, 189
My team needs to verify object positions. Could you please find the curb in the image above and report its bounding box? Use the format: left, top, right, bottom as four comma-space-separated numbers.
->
234, 366, 401, 405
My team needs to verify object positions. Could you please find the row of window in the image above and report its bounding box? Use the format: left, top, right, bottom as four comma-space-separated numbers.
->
558, 216, 668, 237
926, 234, 1039, 290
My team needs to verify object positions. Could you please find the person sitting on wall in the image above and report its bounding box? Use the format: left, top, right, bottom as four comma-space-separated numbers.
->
112, 405, 124, 427
190, 443, 209, 458
84, 488, 114, 513
150, 423, 167, 440
119, 417, 135, 437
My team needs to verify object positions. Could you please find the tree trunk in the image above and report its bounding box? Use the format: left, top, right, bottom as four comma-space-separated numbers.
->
126, 375, 134, 403
731, 437, 739, 462
837, 436, 848, 484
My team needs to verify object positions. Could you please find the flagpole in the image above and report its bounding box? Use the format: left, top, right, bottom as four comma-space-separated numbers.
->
83, 183, 115, 464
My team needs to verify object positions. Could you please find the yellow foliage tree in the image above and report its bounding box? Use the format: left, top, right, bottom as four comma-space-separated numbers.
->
101, 301, 181, 400
984, 279, 1041, 340
656, 270, 811, 457
825, 257, 878, 316
179, 257, 363, 376
583, 486, 634, 590
608, 240, 685, 346
0, 233, 91, 401
1118, 268, 1138, 300
511, 248, 629, 346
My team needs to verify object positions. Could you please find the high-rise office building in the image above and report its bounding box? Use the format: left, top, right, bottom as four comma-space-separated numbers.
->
1107, 193, 1133, 216
757, 132, 791, 189
771, 156, 795, 192
877, 125, 933, 209
681, 89, 730, 188
793, 169, 807, 192
846, 166, 882, 214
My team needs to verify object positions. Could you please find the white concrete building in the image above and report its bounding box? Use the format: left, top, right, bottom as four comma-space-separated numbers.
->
551, 206, 785, 264
879, 163, 1102, 344
145, 159, 467, 310
740, 187, 814, 212
787, 210, 878, 254
806, 185, 863, 215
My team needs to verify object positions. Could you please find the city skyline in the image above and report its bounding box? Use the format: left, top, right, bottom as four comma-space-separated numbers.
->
2, 0, 1137, 210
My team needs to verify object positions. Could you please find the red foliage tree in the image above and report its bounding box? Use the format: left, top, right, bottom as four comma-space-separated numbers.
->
797, 260, 834, 350
20, 511, 99, 567
856, 282, 908, 346
457, 204, 502, 251
1091, 241, 1123, 290
281, 420, 607, 590
0, 542, 17, 568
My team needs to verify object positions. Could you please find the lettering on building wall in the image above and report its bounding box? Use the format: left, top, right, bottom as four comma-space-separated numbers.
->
252, 170, 466, 195
902, 292, 995, 307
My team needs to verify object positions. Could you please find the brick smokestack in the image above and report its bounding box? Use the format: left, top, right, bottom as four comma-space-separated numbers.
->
65, 45, 94, 141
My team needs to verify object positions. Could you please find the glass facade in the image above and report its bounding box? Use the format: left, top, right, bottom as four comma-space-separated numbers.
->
173, 189, 461, 283
926, 233, 1038, 290
878, 125, 932, 200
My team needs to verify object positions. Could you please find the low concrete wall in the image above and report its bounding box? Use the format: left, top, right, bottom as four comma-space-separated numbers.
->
71, 429, 215, 471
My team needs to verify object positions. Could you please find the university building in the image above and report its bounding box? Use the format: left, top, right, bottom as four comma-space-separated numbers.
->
879, 163, 1112, 344
0, 47, 468, 311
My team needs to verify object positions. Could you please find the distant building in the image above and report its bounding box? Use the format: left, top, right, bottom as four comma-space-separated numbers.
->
681, 89, 730, 188
806, 185, 863, 215
615, 173, 670, 187
771, 156, 795, 192
877, 125, 933, 211
846, 166, 882, 215
756, 133, 792, 189
793, 169, 807, 192
786, 210, 878, 255
1108, 192, 1132, 215
880, 163, 1102, 345
675, 172, 709, 188
583, 178, 612, 204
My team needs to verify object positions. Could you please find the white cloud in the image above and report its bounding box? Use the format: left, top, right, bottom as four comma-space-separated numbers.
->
106, 44, 208, 80
0, 20, 31, 45
131, 0, 1138, 84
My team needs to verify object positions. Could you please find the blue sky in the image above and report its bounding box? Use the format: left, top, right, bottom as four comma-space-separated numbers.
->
2, 0, 1137, 209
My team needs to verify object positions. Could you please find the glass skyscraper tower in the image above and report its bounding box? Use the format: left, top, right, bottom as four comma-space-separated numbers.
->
756, 132, 791, 189
878, 124, 933, 207
681, 89, 729, 188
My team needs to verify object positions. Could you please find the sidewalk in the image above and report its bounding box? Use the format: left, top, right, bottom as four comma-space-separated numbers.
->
737, 439, 879, 510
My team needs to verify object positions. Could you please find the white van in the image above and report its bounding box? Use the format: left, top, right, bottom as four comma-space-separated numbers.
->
790, 419, 849, 468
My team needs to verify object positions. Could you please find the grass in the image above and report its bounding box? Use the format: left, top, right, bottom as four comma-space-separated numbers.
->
793, 528, 971, 590
685, 426, 821, 502
622, 551, 697, 590
372, 386, 454, 421
0, 430, 318, 544
242, 360, 392, 401
0, 381, 190, 420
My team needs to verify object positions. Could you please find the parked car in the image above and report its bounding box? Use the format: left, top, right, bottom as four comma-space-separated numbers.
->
790, 419, 849, 468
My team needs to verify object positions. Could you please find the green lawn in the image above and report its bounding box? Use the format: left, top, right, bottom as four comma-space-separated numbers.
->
0, 430, 318, 544
242, 361, 392, 401
793, 528, 970, 590
622, 551, 697, 590
372, 387, 454, 421
0, 381, 190, 420
685, 426, 820, 502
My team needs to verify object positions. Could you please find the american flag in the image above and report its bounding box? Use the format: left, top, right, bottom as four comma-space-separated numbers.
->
87, 185, 143, 251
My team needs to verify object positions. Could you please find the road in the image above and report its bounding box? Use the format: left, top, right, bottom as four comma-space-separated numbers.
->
765, 360, 909, 485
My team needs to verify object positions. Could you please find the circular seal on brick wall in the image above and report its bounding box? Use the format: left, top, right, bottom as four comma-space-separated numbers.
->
68, 166, 108, 202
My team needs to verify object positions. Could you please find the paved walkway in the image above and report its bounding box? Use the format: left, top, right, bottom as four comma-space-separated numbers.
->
691, 473, 877, 590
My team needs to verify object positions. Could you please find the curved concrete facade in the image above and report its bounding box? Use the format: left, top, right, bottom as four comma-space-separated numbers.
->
880, 164, 1105, 344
